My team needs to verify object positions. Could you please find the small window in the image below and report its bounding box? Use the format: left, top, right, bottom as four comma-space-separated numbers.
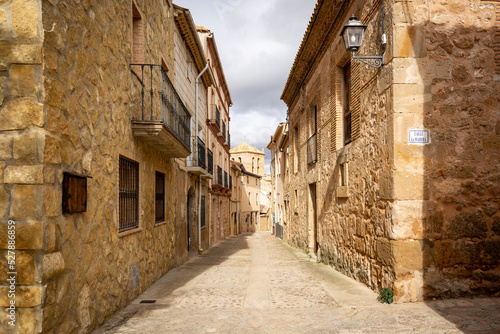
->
247, 176, 249, 184
62, 173, 87, 214
119, 156, 139, 232
255, 178, 258, 185
155, 172, 165, 223
249, 192, 251, 205
131, 1, 144, 80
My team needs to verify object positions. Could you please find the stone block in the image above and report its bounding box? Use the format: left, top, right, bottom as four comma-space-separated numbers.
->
0, 98, 43, 131
13, 131, 38, 164
393, 58, 452, 85
10, 185, 37, 220
42, 251, 64, 281
0, 221, 43, 250
0, 77, 6, 106
394, 143, 425, 173
379, 171, 393, 199
0, 251, 36, 284
390, 200, 425, 240
376, 238, 393, 265
0, 41, 42, 64
42, 186, 59, 218
0, 135, 13, 160
393, 170, 427, 200
43, 135, 61, 164
393, 25, 425, 58
448, 211, 487, 239
392, 84, 432, 116
44, 220, 56, 252
19, 307, 39, 334
392, 239, 424, 271
12, 0, 40, 43
10, 65, 37, 97
0, 187, 8, 218
336, 186, 348, 198
0, 286, 42, 307
4, 165, 43, 184
44, 79, 66, 110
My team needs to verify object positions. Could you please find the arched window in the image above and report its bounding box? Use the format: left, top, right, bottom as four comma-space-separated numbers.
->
238, 157, 242, 163
252, 157, 255, 172
257, 158, 260, 174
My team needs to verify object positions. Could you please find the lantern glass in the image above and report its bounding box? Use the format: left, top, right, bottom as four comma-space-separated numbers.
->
340, 16, 367, 52
344, 27, 364, 51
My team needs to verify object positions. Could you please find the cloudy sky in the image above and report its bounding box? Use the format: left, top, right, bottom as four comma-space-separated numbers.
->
175, 0, 317, 173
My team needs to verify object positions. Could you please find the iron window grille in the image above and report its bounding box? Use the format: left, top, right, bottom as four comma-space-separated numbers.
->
222, 121, 226, 141
119, 156, 139, 232
200, 195, 206, 228
229, 175, 232, 190
207, 149, 214, 175
155, 171, 165, 222
224, 171, 228, 188
197, 137, 206, 169
217, 166, 223, 186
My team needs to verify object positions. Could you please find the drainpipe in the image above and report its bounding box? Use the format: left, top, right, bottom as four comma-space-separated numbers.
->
195, 41, 216, 253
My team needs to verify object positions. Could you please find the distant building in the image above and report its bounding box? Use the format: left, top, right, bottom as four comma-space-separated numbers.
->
267, 122, 289, 239
281, 0, 500, 302
230, 160, 262, 233
230, 142, 265, 176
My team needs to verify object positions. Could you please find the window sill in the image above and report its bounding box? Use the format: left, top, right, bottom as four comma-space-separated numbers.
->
118, 226, 143, 237
155, 221, 167, 227
337, 186, 349, 198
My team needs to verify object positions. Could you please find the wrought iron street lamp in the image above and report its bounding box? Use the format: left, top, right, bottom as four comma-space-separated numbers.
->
340, 13, 386, 68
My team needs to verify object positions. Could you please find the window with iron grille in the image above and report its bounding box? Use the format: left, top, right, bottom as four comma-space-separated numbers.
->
119, 156, 139, 232
155, 171, 165, 223
200, 195, 206, 228
343, 62, 352, 145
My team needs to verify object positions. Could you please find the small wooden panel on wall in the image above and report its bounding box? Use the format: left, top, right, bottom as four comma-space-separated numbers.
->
62, 172, 89, 214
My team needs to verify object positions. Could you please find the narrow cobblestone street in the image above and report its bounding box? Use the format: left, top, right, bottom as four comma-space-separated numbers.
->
94, 232, 500, 334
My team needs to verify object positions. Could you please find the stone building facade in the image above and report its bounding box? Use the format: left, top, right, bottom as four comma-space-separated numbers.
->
0, 1, 232, 333
267, 122, 289, 238
197, 25, 233, 247
281, 0, 500, 302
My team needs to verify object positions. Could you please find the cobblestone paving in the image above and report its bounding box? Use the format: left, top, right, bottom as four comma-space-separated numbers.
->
94, 232, 500, 334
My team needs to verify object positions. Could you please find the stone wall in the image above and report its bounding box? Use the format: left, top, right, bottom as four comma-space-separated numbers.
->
0, 0, 191, 332
0, 0, 45, 332
390, 0, 500, 300
284, 0, 500, 302
287, 0, 395, 296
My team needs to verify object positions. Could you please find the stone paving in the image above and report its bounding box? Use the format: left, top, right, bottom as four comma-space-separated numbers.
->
93, 232, 500, 334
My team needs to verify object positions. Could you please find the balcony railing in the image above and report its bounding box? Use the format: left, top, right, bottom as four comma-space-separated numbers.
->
209, 104, 221, 130
207, 149, 213, 175
224, 171, 228, 188
217, 166, 223, 186
197, 137, 206, 169
307, 132, 317, 164
130, 64, 191, 158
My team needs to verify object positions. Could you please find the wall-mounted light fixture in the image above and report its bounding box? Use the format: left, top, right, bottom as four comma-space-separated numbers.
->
340, 1, 386, 68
